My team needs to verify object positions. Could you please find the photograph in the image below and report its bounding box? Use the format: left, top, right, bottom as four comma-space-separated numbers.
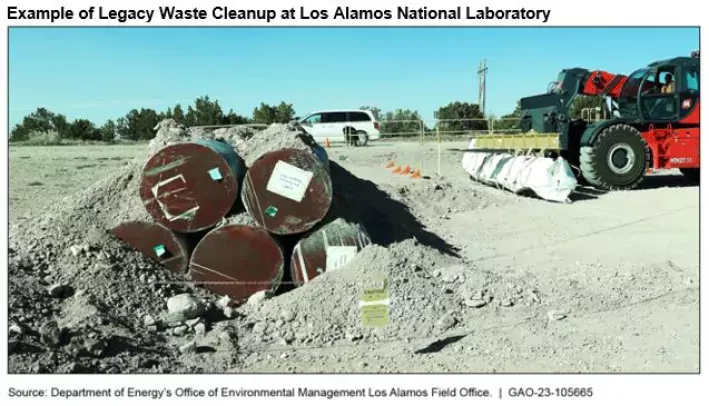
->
7, 25, 700, 378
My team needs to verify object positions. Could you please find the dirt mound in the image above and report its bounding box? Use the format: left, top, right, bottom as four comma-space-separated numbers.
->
238, 240, 464, 349
383, 179, 501, 219
7, 119, 465, 373
238, 122, 319, 167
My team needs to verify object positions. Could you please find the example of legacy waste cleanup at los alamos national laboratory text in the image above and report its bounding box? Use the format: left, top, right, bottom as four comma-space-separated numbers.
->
6, 6, 552, 24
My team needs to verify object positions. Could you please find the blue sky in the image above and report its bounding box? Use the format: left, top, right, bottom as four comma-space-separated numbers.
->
9, 27, 699, 128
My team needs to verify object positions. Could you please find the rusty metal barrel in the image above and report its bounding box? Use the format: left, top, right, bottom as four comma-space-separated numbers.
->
189, 224, 284, 303
241, 147, 332, 236
110, 220, 192, 274
139, 139, 243, 234
290, 218, 371, 286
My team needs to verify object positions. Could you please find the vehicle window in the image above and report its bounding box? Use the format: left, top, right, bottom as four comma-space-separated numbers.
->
323, 112, 347, 123
348, 112, 371, 122
303, 114, 322, 124
642, 97, 677, 120
683, 70, 699, 92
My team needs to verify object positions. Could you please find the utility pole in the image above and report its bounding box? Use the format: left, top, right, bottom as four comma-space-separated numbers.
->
477, 59, 488, 117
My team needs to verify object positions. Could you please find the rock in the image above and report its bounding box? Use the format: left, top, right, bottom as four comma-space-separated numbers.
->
252, 322, 268, 335
441, 287, 453, 294
173, 326, 189, 336
69, 245, 83, 257
280, 309, 296, 322
147, 325, 158, 333
282, 331, 295, 344
547, 310, 567, 321
9, 323, 25, 335
217, 295, 231, 309
47, 283, 73, 299
274, 319, 285, 329
143, 315, 156, 327
39, 322, 67, 348
179, 341, 196, 354
223, 307, 235, 319
464, 299, 487, 308
436, 314, 457, 331
84, 338, 108, 357
194, 323, 206, 335
500, 298, 514, 307
166, 294, 204, 322
246, 291, 270, 307
441, 274, 458, 283
185, 318, 201, 328
527, 290, 541, 303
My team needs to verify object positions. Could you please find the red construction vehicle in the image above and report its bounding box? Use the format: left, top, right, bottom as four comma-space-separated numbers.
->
485, 51, 700, 190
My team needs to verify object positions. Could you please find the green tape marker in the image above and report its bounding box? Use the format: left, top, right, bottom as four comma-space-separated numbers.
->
208, 167, 223, 181
265, 206, 278, 217
153, 244, 167, 257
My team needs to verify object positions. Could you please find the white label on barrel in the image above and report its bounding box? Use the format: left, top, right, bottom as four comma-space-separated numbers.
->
326, 246, 358, 271
266, 161, 314, 202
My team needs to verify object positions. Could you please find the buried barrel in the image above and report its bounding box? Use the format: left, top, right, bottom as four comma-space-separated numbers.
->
290, 218, 372, 286
110, 220, 192, 274
138, 139, 243, 234
241, 147, 332, 235
189, 224, 284, 303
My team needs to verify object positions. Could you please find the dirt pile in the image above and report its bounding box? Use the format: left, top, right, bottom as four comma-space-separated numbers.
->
7, 119, 478, 373
238, 122, 319, 167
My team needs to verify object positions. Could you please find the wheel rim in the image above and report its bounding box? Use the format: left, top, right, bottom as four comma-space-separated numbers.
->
358, 133, 367, 145
607, 143, 636, 175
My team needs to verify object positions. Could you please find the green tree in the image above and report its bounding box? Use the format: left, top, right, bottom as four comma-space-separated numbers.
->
172, 104, 185, 122
10, 107, 61, 141
380, 109, 423, 137
569, 95, 605, 119
494, 101, 522, 131
123, 108, 161, 140
435, 101, 488, 134
359, 106, 382, 121
99, 119, 117, 142
222, 109, 249, 125
68, 119, 100, 141
252, 101, 296, 124
185, 96, 228, 126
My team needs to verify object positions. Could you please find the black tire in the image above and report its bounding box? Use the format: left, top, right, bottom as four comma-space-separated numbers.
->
579, 124, 650, 191
680, 168, 700, 183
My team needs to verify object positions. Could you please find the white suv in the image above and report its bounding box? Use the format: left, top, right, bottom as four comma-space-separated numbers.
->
297, 109, 381, 146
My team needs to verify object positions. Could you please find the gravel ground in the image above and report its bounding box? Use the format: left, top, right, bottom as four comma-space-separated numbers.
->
7, 127, 699, 373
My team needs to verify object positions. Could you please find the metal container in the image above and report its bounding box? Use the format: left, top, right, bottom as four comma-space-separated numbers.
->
290, 218, 371, 286
110, 220, 191, 274
241, 148, 333, 235
139, 139, 243, 234
189, 224, 284, 303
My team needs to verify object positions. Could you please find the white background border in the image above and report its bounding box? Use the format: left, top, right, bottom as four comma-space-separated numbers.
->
1, 0, 705, 404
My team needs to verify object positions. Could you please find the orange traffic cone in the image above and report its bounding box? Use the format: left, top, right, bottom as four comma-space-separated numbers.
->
411, 169, 422, 179
392, 165, 403, 174
399, 165, 411, 175
325, 138, 331, 148
385, 160, 395, 168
